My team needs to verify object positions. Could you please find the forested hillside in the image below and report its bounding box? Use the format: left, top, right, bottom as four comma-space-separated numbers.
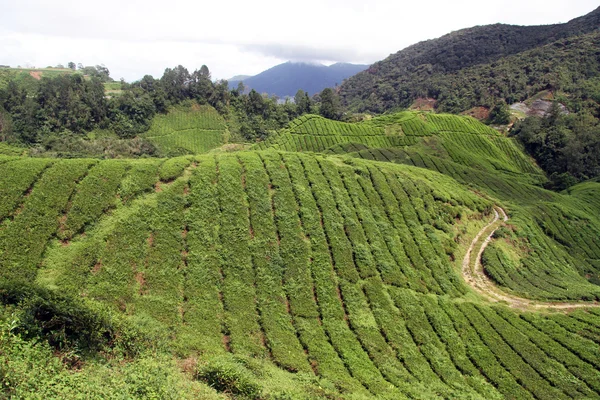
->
339, 7, 600, 113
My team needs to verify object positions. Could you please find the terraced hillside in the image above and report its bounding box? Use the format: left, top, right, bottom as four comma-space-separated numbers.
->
143, 103, 227, 155
2, 135, 600, 398
257, 112, 600, 301
256, 113, 540, 175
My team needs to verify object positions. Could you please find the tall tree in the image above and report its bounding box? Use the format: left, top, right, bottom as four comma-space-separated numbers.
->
319, 88, 341, 120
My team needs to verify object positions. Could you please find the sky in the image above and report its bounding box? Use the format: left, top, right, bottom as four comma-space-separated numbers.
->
0, 0, 598, 82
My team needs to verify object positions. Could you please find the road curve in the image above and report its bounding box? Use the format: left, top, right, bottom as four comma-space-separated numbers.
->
462, 207, 600, 311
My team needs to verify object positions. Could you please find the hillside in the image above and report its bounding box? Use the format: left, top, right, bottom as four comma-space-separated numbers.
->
339, 6, 600, 113
229, 62, 367, 97
2, 110, 600, 398
0, 67, 77, 92
142, 103, 228, 156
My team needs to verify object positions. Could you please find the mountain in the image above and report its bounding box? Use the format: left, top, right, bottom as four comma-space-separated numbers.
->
227, 74, 251, 81
339, 6, 600, 113
3, 111, 600, 397
229, 61, 368, 97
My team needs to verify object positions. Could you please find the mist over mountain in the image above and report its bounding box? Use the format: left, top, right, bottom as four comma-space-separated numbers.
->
229, 61, 368, 97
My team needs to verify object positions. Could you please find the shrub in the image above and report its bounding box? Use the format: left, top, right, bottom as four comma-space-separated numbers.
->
195, 358, 262, 399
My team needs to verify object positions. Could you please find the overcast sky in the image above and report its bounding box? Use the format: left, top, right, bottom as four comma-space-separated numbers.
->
1, 0, 598, 82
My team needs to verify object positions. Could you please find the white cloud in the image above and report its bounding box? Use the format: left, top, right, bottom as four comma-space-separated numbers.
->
0, 0, 597, 81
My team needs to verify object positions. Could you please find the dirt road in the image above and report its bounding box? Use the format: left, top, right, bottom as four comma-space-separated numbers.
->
462, 207, 600, 311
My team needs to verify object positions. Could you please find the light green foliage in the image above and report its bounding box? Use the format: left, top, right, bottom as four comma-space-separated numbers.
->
118, 159, 163, 204
0, 143, 27, 156
0, 159, 94, 281
257, 111, 543, 181
158, 155, 193, 181
0, 158, 51, 220
1, 106, 600, 399
59, 160, 128, 240
145, 103, 226, 155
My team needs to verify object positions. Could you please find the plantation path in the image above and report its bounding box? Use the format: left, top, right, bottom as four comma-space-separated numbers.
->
462, 207, 600, 311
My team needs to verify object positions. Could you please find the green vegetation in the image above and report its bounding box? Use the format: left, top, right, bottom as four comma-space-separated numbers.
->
144, 103, 227, 155
339, 9, 600, 113
1, 113, 599, 397
2, 10, 600, 396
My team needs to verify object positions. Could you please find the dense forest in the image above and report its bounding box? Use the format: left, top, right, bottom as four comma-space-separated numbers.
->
339, 6, 600, 112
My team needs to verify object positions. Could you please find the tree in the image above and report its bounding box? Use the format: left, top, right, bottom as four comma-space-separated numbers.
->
109, 88, 156, 138
160, 65, 191, 103
68, 62, 76, 70
295, 89, 312, 115
0, 105, 13, 142
247, 89, 265, 116
489, 101, 511, 125
199, 65, 211, 79
236, 81, 246, 95
319, 88, 341, 120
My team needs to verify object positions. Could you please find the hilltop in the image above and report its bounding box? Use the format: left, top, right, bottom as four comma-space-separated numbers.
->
0, 67, 77, 92
229, 61, 367, 97
339, 6, 600, 113
2, 111, 600, 398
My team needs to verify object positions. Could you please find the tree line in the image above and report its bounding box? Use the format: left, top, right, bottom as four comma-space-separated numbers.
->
0, 64, 345, 155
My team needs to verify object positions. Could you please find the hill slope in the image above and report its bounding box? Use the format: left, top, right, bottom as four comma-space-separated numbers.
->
2, 115, 600, 398
142, 103, 228, 156
229, 62, 367, 97
339, 6, 600, 113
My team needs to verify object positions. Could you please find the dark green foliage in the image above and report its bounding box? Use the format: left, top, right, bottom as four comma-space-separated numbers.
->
512, 109, 600, 187
318, 88, 341, 120
0, 62, 309, 154
110, 88, 157, 138
339, 8, 600, 113
488, 102, 511, 125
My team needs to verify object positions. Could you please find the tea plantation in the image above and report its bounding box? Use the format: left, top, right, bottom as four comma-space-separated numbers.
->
143, 103, 227, 155
2, 112, 600, 399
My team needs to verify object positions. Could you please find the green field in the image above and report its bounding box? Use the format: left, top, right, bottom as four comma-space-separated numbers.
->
2, 110, 600, 398
143, 103, 227, 155
0, 67, 76, 91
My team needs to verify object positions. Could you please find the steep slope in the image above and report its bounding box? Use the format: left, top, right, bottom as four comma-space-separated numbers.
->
229, 62, 367, 97
2, 141, 600, 398
339, 6, 600, 113
257, 112, 600, 300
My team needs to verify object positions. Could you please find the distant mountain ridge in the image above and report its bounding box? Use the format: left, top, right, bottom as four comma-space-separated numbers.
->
339, 6, 600, 112
229, 61, 368, 97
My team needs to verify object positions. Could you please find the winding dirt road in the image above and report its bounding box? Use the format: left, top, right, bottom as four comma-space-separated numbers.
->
462, 207, 600, 311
